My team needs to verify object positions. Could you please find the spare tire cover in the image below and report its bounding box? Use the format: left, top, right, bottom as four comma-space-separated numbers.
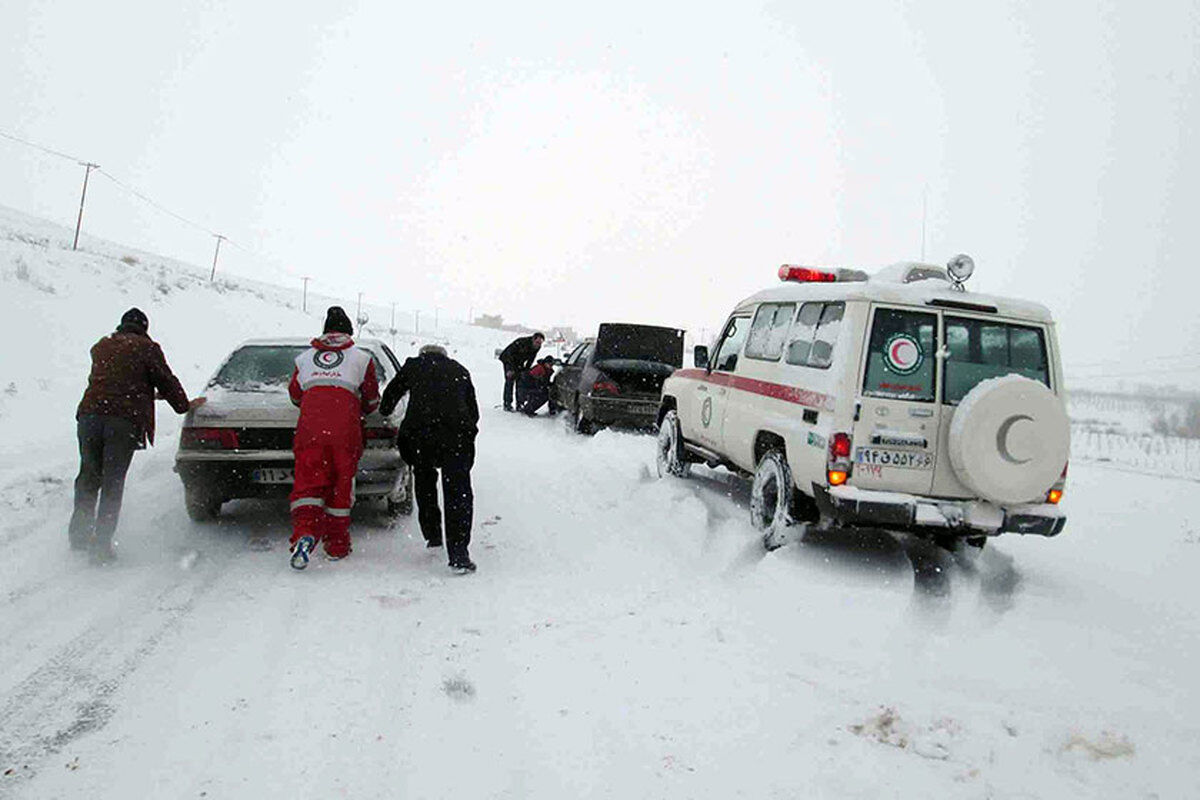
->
948, 375, 1069, 505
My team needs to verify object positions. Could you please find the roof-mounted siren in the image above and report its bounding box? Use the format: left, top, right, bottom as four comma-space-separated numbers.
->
778, 264, 869, 283
946, 254, 975, 292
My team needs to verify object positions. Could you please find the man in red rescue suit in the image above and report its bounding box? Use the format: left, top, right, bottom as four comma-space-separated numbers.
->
287, 306, 380, 569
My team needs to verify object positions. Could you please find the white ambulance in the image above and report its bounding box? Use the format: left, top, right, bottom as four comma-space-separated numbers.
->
656, 257, 1069, 550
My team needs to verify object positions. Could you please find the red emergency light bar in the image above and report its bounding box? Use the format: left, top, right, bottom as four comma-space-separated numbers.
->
779, 264, 837, 283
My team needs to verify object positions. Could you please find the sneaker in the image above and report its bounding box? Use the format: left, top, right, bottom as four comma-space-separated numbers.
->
425, 538, 443, 549
290, 536, 316, 570
449, 558, 476, 575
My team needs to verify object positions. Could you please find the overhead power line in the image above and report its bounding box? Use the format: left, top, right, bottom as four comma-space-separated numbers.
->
0, 128, 84, 164
94, 168, 220, 238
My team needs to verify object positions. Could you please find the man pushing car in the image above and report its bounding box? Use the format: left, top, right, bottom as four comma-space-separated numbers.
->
287, 306, 380, 569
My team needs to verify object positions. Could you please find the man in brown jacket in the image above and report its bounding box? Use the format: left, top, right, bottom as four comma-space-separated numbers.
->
70, 308, 201, 562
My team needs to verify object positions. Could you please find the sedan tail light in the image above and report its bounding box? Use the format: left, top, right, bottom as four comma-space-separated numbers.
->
180, 428, 239, 450
591, 379, 620, 396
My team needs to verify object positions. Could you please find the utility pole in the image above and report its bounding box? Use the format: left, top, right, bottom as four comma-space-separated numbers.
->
390, 302, 397, 350
209, 234, 226, 281
72, 162, 99, 251
301, 277, 310, 313
415, 310, 420, 336
357, 292, 363, 323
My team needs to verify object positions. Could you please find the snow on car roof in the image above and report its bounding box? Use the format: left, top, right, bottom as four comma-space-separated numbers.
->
737, 263, 1055, 323
235, 336, 390, 349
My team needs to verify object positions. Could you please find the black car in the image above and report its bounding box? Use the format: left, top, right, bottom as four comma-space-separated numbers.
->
551, 323, 685, 433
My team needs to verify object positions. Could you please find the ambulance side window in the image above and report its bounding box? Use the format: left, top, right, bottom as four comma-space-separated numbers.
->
713, 316, 751, 372
745, 303, 796, 361
786, 302, 844, 369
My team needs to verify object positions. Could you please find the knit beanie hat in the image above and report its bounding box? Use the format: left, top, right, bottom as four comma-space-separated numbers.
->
323, 306, 354, 335
120, 307, 149, 333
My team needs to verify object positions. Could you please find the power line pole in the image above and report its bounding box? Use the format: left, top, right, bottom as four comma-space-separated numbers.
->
357, 292, 363, 323
209, 234, 226, 281
301, 277, 310, 312
414, 310, 420, 336
72, 162, 99, 251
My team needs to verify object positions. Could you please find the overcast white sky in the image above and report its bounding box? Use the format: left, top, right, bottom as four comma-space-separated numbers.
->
2, 0, 1199, 387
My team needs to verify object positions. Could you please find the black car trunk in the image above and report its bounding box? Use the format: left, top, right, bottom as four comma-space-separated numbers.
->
592, 324, 684, 398
593, 359, 677, 397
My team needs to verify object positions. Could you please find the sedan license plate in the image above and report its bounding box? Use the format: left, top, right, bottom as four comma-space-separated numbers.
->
854, 448, 933, 470
251, 467, 294, 484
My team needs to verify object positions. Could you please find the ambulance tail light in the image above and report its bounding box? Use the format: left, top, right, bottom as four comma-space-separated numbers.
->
827, 432, 853, 486
180, 428, 239, 450
1046, 461, 1068, 504
829, 432, 852, 461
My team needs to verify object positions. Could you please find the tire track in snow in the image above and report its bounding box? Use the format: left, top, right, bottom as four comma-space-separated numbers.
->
0, 560, 223, 798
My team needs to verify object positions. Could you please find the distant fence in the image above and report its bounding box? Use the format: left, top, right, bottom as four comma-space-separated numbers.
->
1070, 424, 1200, 479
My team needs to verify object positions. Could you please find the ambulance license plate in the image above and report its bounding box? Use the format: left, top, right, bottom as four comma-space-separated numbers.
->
251, 468, 294, 484
854, 448, 933, 470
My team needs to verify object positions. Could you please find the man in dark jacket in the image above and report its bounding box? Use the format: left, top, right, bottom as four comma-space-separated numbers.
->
380, 344, 480, 573
71, 308, 200, 562
498, 332, 544, 411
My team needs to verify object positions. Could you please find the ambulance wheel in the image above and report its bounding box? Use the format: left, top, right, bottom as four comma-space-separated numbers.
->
656, 410, 692, 478
751, 449, 796, 551
184, 485, 222, 522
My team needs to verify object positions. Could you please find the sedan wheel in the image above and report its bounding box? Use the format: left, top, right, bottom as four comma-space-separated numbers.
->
573, 396, 594, 435
184, 486, 222, 522
386, 465, 414, 518
655, 410, 691, 478
750, 450, 798, 550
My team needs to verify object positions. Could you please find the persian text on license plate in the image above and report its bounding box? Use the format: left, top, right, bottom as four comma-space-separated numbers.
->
854, 448, 933, 470
251, 468, 294, 484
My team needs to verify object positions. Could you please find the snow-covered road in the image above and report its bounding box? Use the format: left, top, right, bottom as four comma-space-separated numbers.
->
2, 208, 1198, 797
3, 365, 1199, 798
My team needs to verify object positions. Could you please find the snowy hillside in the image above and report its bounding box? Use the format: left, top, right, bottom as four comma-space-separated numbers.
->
1, 206, 1198, 798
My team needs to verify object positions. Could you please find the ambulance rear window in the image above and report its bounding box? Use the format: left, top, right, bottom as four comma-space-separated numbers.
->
862, 309, 937, 402
943, 317, 1049, 404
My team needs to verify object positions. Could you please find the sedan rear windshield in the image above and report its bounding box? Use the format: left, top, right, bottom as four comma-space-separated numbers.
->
943, 317, 1050, 404
594, 324, 684, 367
211, 346, 307, 389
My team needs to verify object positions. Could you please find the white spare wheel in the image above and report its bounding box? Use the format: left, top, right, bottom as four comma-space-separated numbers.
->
948, 375, 1069, 505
